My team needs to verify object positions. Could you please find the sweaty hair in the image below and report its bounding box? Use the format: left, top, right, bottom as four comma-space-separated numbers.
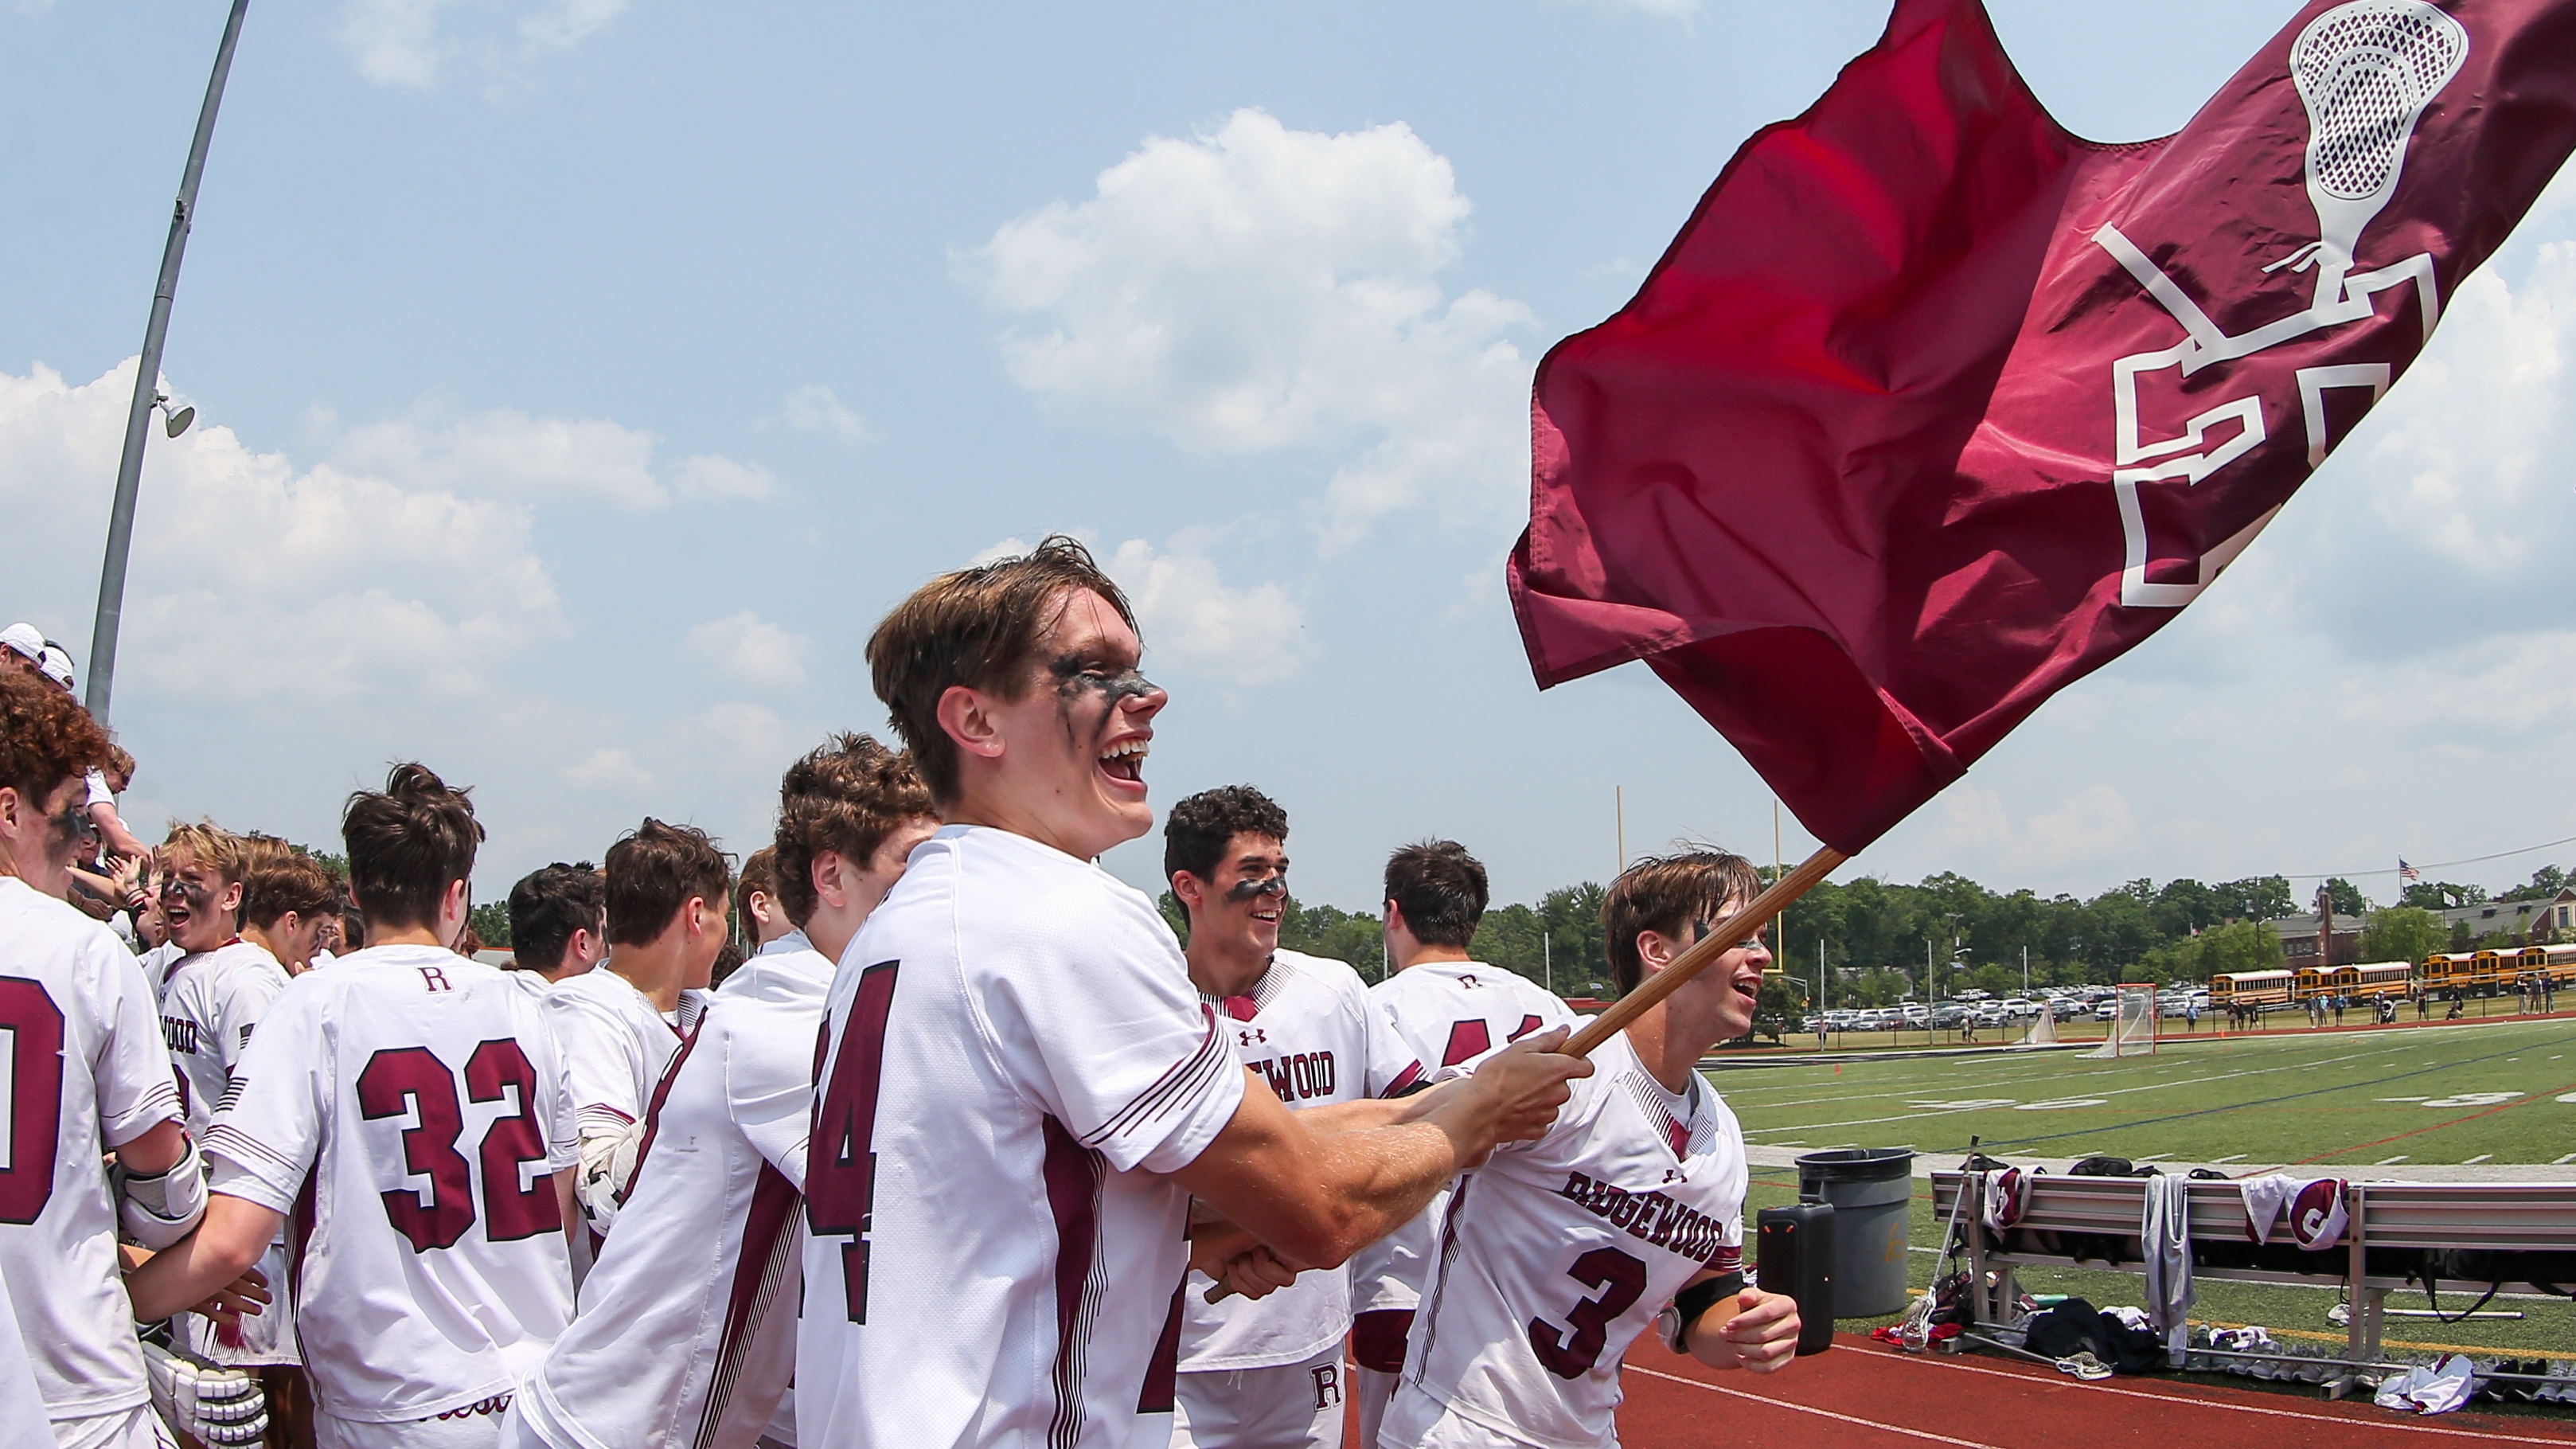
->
865, 536, 1136, 807
244, 849, 340, 930
1164, 785, 1289, 885
1602, 849, 1762, 998
774, 733, 935, 926
0, 671, 111, 806
1384, 840, 1488, 950
604, 818, 732, 947
508, 861, 603, 975
162, 820, 247, 886
736, 846, 779, 927
342, 763, 484, 931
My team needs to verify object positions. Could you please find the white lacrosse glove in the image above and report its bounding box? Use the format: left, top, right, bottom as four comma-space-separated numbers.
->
575, 1120, 649, 1235
142, 1338, 268, 1446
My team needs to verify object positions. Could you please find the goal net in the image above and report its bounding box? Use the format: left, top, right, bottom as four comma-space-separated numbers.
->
2086, 983, 2159, 1059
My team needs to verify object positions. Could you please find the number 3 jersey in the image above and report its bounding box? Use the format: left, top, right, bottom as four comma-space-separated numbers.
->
797, 825, 1247, 1449
1180, 948, 1424, 1373
203, 943, 580, 1427
1393, 1030, 1745, 1449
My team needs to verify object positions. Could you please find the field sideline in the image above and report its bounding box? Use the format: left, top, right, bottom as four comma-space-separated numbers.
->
1708, 1014, 2576, 1167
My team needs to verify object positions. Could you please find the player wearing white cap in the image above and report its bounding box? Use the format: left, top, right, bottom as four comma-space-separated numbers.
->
1161, 787, 1427, 1449
548, 819, 723, 1251
0, 670, 203, 1448
507, 734, 938, 1449
797, 538, 1589, 1449
1380, 851, 1801, 1449
127, 763, 580, 1448
1345, 839, 1578, 1446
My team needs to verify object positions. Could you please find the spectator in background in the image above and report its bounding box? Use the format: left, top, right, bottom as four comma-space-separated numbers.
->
505, 861, 608, 991
734, 845, 794, 951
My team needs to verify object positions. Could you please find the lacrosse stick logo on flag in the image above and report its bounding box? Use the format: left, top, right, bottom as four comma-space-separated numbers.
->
1510, 0, 2576, 855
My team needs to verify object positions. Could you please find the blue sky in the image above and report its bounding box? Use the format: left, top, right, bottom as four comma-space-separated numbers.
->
9, 0, 2576, 924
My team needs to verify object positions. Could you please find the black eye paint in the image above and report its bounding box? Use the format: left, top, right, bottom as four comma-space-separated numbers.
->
1049, 653, 1160, 753
1228, 873, 1288, 901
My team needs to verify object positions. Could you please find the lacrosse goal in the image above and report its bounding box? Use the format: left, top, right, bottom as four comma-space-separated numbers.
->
2086, 982, 2159, 1058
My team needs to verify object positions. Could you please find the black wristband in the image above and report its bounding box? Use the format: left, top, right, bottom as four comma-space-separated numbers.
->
1665, 1271, 1744, 1353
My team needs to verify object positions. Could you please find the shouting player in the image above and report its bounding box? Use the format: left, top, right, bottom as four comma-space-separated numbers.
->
126, 764, 580, 1448
1348, 840, 1579, 1443
509, 735, 938, 1449
0, 671, 201, 1448
1380, 850, 1801, 1448
154, 822, 306, 1388
505, 862, 608, 993
1165, 786, 1425, 1449
548, 821, 724, 1244
798, 537, 1588, 1449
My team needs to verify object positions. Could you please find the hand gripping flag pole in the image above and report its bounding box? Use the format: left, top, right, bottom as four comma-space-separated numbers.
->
1564, 846, 1844, 1056
1512, 0, 2576, 1055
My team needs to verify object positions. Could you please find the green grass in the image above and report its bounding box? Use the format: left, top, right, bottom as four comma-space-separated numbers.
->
1708, 1014, 2576, 1377
1712, 1014, 2576, 1166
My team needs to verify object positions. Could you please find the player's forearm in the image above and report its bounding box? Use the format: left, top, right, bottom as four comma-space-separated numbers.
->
124, 1197, 279, 1322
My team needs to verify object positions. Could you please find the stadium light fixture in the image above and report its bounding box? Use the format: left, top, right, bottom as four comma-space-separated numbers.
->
154, 393, 195, 438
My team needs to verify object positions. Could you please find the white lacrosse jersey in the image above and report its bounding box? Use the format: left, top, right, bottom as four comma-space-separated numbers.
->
1390, 1030, 1746, 1449
159, 937, 291, 1135
545, 967, 707, 1142
138, 939, 183, 995
797, 825, 1247, 1449
159, 935, 300, 1365
0, 1266, 49, 1445
203, 943, 579, 1425
1180, 948, 1423, 1373
0, 877, 185, 1421
520, 931, 829, 1449
1351, 961, 1575, 1318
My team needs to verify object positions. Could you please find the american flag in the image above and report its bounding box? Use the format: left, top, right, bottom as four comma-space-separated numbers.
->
2399, 859, 2422, 885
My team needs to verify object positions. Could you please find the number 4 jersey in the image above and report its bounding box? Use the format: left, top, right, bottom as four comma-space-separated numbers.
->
1389, 1029, 1745, 1449
204, 943, 580, 1427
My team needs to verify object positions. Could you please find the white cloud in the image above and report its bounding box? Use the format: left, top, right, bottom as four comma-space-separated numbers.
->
334, 0, 626, 89
1105, 537, 1313, 685
318, 395, 772, 510
563, 747, 653, 792
773, 385, 878, 446
683, 611, 810, 690
0, 358, 564, 705
1918, 783, 2142, 877
967, 107, 1534, 548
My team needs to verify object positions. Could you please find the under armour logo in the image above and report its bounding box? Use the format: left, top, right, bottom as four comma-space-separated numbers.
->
1239, 1027, 1268, 1046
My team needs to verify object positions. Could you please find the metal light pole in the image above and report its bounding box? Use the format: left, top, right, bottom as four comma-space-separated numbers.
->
86, 0, 252, 725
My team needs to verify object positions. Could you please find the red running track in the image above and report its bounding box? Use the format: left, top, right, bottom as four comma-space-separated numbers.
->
1610, 1334, 2576, 1448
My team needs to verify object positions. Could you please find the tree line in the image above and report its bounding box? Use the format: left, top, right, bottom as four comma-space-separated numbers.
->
1159, 861, 2574, 1009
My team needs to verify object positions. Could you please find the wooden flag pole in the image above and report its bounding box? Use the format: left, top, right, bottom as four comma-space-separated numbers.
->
1563, 844, 1845, 1058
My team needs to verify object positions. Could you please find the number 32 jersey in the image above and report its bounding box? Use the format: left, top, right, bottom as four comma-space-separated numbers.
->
204, 943, 579, 1427
1393, 1030, 1745, 1449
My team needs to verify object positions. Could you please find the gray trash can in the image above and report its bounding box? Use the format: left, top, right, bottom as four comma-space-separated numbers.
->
1794, 1148, 1914, 1318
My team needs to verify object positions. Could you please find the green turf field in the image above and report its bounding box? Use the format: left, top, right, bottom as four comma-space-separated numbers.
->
1715, 1014, 2576, 1166
1713, 1014, 2576, 1378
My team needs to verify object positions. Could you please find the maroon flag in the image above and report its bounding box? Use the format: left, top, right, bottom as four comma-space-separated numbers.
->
1509, 0, 2576, 853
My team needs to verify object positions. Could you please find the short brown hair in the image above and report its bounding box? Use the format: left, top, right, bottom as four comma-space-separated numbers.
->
865, 536, 1135, 806
343, 763, 484, 931
605, 818, 732, 947
0, 671, 110, 804
774, 733, 935, 926
736, 846, 779, 924
1602, 849, 1761, 998
244, 849, 340, 929
1385, 840, 1487, 949
507, 861, 603, 974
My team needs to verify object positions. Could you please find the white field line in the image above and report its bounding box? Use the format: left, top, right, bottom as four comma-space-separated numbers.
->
1730, 1033, 2433, 1115
1739, 1038, 2426, 1138
1622, 1365, 2009, 1448
1823, 1346, 2576, 1447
